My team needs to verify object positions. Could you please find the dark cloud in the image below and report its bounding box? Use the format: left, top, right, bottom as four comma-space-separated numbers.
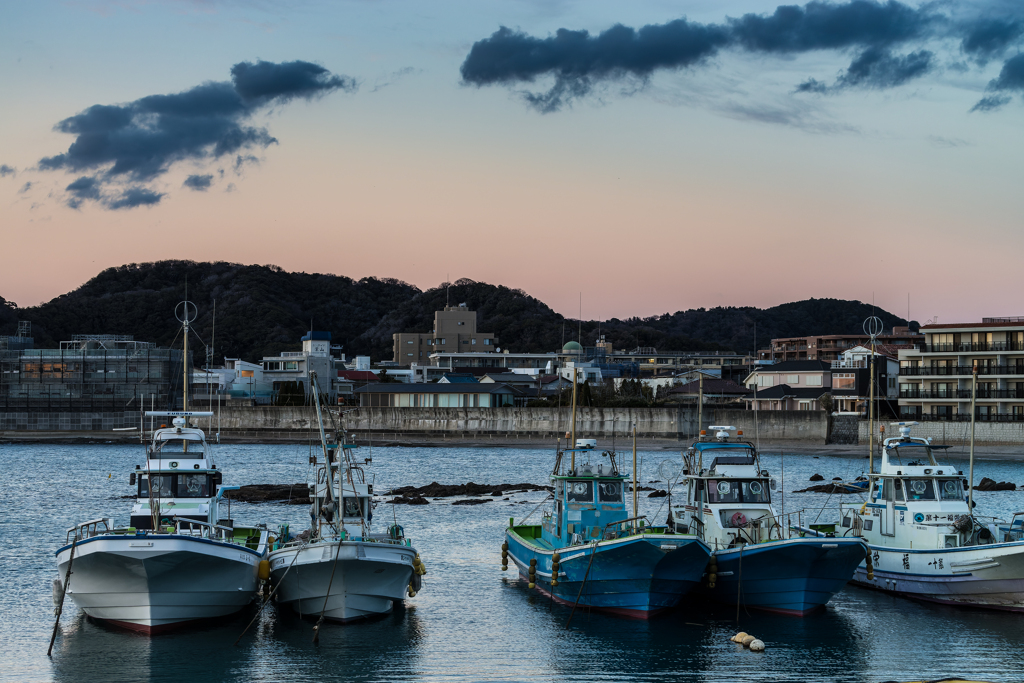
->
461, 1, 1024, 114
834, 47, 934, 89
106, 187, 164, 210
65, 176, 101, 209
234, 154, 260, 172
961, 18, 1023, 61
973, 52, 1024, 111
18, 182, 32, 194
728, 0, 933, 53
38, 59, 354, 209
183, 174, 213, 191
0, 164, 14, 177
460, 21, 730, 111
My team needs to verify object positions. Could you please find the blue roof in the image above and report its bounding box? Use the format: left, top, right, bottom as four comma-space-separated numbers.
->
301, 331, 332, 341
693, 441, 754, 451
441, 373, 478, 384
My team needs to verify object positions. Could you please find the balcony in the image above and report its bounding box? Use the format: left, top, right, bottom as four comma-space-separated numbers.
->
921, 341, 1024, 353
904, 389, 1024, 400
899, 365, 1024, 376
898, 413, 1024, 423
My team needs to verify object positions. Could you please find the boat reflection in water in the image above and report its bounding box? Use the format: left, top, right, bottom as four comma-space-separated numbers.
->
50, 604, 424, 683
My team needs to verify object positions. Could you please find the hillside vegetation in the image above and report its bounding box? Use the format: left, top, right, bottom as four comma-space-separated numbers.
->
1, 261, 909, 362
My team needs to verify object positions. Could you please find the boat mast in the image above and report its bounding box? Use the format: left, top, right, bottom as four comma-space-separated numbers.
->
968, 365, 977, 512
632, 422, 638, 520
864, 316, 882, 475
569, 367, 578, 472
698, 372, 704, 434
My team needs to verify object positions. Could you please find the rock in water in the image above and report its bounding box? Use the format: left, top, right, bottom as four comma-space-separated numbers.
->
648, 490, 668, 498
809, 473, 824, 482
390, 496, 429, 505
452, 498, 492, 506
974, 477, 1016, 491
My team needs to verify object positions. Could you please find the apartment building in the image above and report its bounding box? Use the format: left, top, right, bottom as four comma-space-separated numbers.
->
393, 304, 498, 363
898, 318, 1024, 422
759, 326, 922, 363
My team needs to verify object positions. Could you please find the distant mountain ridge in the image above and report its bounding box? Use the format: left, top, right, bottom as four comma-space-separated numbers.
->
0, 261, 910, 363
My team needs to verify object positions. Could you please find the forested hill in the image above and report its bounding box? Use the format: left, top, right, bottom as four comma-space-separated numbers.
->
1, 261, 910, 362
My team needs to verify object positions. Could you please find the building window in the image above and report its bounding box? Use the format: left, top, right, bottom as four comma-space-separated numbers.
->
472, 339, 477, 345
833, 373, 855, 391
787, 375, 799, 384
806, 376, 823, 387
407, 340, 414, 344
458, 322, 465, 326
484, 339, 491, 345
407, 353, 413, 357
285, 361, 298, 371
441, 339, 446, 345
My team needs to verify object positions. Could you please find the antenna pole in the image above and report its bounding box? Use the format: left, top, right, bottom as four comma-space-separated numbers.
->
968, 366, 977, 512
570, 368, 578, 472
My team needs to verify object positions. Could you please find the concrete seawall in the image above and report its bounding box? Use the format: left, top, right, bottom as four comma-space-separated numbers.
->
1, 406, 833, 445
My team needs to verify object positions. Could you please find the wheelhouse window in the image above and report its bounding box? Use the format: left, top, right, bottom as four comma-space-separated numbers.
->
566, 480, 593, 503
597, 481, 622, 503
905, 479, 936, 501
139, 474, 174, 497
707, 479, 770, 504
176, 474, 210, 498
152, 438, 203, 457
342, 497, 364, 517
938, 478, 963, 500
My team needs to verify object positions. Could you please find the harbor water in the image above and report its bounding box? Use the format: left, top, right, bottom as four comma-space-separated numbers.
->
4, 440, 1024, 682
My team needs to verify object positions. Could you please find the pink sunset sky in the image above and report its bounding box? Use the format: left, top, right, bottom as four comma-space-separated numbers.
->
2, 1, 1023, 324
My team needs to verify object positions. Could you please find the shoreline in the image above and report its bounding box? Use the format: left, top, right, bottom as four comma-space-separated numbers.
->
2, 430, 1023, 459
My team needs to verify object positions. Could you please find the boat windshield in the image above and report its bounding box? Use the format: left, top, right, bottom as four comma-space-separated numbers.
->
176, 474, 210, 498
707, 479, 770, 504
889, 443, 935, 465
139, 474, 173, 497
905, 478, 936, 501
566, 480, 593, 503
597, 481, 623, 503
937, 478, 963, 500
152, 438, 205, 457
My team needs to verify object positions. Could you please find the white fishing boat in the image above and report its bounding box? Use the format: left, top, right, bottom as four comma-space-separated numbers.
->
53, 301, 269, 633
668, 426, 867, 615
268, 371, 423, 626
840, 421, 1024, 611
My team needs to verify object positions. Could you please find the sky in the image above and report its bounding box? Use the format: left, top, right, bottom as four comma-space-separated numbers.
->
1, 0, 1023, 324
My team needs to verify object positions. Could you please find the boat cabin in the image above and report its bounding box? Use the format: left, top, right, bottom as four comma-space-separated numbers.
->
840, 422, 983, 547
131, 414, 223, 530
540, 442, 631, 547
670, 426, 778, 548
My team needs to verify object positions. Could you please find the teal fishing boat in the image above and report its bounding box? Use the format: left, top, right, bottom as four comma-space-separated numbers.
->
502, 373, 710, 619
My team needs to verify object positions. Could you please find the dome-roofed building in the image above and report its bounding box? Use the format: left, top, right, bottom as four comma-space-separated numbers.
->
562, 341, 583, 352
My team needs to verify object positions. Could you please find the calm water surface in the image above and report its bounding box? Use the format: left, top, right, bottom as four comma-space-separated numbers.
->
4, 440, 1024, 683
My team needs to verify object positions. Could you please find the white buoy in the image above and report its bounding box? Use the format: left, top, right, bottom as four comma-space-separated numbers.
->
749, 639, 765, 652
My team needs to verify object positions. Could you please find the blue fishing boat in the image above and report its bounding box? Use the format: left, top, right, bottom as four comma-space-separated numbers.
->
667, 426, 866, 615
503, 378, 710, 619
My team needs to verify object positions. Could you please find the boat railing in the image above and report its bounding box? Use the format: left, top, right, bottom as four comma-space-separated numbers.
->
65, 518, 112, 543
170, 517, 237, 541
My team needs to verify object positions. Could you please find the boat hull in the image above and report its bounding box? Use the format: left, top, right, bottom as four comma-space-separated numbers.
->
703, 537, 866, 615
55, 534, 264, 634
505, 531, 710, 619
269, 540, 417, 622
851, 541, 1024, 612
